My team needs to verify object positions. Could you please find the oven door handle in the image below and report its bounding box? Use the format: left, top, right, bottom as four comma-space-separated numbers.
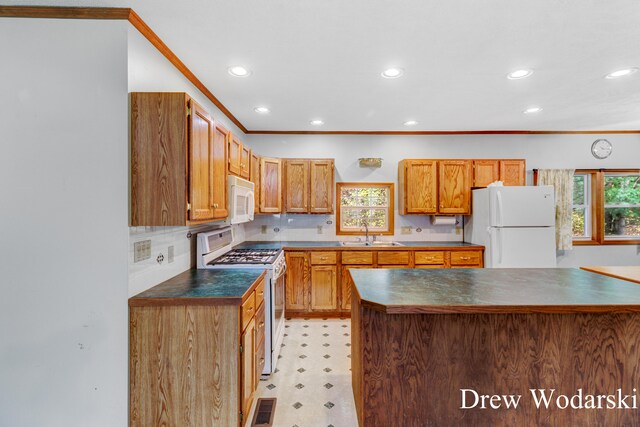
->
273, 262, 287, 280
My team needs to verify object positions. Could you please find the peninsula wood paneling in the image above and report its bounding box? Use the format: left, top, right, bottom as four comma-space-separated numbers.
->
353, 306, 640, 426
129, 305, 239, 427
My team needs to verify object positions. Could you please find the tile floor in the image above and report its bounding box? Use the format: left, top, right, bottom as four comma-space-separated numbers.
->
247, 318, 357, 427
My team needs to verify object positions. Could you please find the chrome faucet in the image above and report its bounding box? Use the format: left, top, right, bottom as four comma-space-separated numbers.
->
362, 221, 370, 243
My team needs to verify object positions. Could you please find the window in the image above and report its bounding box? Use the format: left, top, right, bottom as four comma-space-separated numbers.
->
571, 169, 640, 245
336, 183, 394, 235
572, 174, 592, 239
604, 173, 640, 239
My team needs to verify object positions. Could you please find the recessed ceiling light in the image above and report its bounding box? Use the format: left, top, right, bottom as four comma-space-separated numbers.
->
605, 67, 638, 79
403, 120, 418, 126
254, 106, 270, 114
381, 68, 404, 79
228, 66, 251, 77
523, 106, 543, 114
310, 119, 324, 126
507, 69, 533, 80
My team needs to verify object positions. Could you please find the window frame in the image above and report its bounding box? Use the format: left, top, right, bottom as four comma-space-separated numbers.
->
336, 182, 395, 236
572, 172, 593, 241
571, 169, 640, 246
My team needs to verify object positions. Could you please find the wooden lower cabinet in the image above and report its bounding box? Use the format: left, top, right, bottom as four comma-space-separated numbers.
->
310, 265, 338, 310
285, 248, 484, 316
129, 276, 265, 427
341, 265, 371, 310
241, 317, 256, 419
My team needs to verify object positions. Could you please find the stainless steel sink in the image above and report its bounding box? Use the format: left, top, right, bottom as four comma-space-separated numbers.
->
340, 241, 404, 247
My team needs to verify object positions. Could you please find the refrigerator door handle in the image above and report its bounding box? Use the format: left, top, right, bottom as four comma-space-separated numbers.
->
497, 228, 503, 264
496, 190, 503, 226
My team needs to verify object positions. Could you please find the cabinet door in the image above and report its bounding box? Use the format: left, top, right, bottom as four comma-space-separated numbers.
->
228, 134, 242, 176
438, 160, 471, 214
188, 99, 216, 221
473, 160, 499, 187
309, 160, 334, 213
340, 265, 369, 310
401, 160, 438, 214
500, 160, 526, 186
212, 122, 229, 219
250, 152, 261, 213
260, 157, 282, 213
241, 317, 256, 419
240, 146, 251, 179
284, 159, 309, 213
310, 265, 337, 310
285, 252, 308, 311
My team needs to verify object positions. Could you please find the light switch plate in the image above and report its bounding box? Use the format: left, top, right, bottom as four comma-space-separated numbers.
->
261, 225, 267, 234
134, 240, 151, 263
401, 226, 412, 235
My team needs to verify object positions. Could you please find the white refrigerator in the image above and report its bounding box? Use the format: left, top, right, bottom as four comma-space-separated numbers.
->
464, 186, 557, 268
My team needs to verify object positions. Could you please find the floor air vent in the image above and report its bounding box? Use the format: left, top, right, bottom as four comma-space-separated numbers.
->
251, 398, 277, 426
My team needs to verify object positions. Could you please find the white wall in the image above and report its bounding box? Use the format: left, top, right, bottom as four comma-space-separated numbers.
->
127, 26, 248, 296
0, 19, 128, 427
245, 133, 640, 266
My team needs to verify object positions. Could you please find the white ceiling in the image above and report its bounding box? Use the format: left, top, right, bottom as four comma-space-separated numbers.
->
7, 0, 640, 131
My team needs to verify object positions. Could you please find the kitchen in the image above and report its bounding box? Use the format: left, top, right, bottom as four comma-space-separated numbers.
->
2, 2, 640, 427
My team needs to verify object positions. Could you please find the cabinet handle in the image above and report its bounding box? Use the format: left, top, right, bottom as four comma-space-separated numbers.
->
259, 321, 264, 328
258, 291, 264, 296
246, 306, 253, 312
320, 257, 327, 260
460, 256, 471, 260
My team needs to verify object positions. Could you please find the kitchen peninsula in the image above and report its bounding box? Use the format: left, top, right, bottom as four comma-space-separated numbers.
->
350, 268, 640, 426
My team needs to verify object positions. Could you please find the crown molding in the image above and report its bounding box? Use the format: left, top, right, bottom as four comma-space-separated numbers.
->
3, 6, 639, 137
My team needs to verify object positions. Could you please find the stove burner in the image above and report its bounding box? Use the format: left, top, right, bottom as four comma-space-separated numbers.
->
209, 248, 280, 265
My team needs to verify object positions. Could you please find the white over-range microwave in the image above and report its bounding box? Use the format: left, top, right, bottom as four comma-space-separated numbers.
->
228, 175, 255, 224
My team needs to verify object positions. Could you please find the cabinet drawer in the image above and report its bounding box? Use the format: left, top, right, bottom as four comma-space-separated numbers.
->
310, 251, 337, 265
241, 291, 256, 332
255, 302, 265, 348
255, 278, 265, 309
415, 251, 445, 265
341, 251, 373, 265
450, 251, 482, 266
415, 264, 445, 269
377, 251, 410, 265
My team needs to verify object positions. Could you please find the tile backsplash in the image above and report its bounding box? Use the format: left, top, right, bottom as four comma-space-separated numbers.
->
128, 223, 246, 296
243, 213, 463, 242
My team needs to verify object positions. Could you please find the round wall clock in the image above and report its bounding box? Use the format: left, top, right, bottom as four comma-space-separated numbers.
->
591, 139, 612, 159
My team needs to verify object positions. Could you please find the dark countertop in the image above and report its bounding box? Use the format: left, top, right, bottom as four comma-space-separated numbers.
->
349, 268, 640, 314
234, 240, 482, 250
129, 269, 266, 306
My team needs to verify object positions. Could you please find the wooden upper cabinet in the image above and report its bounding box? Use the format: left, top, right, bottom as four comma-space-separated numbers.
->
438, 160, 471, 214
260, 157, 282, 213
284, 159, 309, 213
131, 92, 227, 226
249, 152, 261, 213
240, 146, 251, 179
228, 134, 242, 176
188, 100, 216, 222
473, 160, 500, 187
500, 160, 526, 186
473, 159, 526, 187
211, 122, 229, 219
399, 160, 438, 214
309, 160, 334, 213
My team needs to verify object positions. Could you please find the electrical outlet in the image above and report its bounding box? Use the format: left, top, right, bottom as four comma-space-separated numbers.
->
168, 245, 174, 263
261, 225, 267, 234
455, 227, 462, 235
134, 240, 151, 263
317, 225, 323, 234
401, 226, 412, 235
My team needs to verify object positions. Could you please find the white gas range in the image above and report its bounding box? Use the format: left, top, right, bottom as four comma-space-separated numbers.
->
197, 228, 285, 377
